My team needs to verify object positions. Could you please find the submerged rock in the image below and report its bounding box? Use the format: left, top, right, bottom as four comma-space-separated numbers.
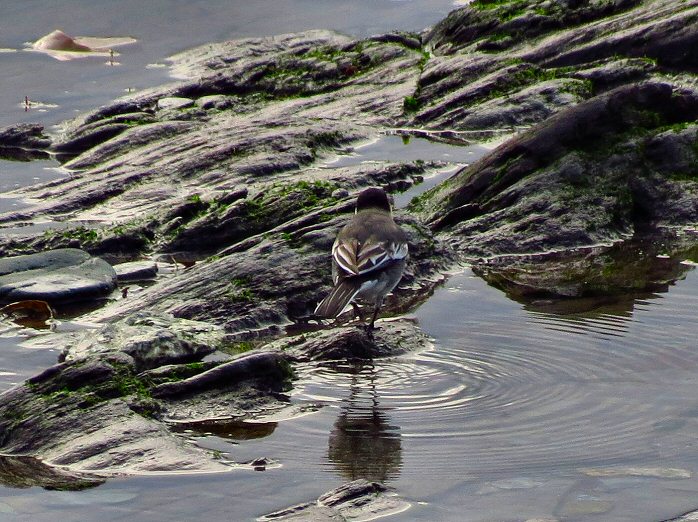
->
0, 248, 116, 304
258, 479, 410, 521
473, 234, 698, 301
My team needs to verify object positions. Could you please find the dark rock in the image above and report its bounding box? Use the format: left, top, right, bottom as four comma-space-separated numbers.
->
151, 351, 291, 398
0, 248, 117, 304
0, 352, 233, 476
258, 479, 409, 521
473, 233, 697, 301
0, 123, 51, 151
419, 83, 698, 257
281, 319, 430, 361
52, 122, 131, 154
113, 260, 159, 282
0, 454, 104, 490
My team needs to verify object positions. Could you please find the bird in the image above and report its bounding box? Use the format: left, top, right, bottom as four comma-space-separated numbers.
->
314, 187, 408, 330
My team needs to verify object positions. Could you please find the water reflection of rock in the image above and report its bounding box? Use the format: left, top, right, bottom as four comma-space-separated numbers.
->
170, 419, 277, 441
327, 364, 402, 482
474, 234, 697, 318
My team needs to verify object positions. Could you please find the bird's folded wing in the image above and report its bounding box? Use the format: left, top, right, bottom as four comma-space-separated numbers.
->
332, 237, 408, 276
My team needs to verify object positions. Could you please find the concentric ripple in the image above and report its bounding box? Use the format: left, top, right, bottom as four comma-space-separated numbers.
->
290, 268, 698, 480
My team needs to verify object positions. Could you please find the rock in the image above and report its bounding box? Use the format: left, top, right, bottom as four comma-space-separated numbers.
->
157, 97, 195, 110
60, 312, 223, 370
280, 319, 430, 361
0, 352, 231, 476
0, 454, 104, 490
258, 479, 410, 521
195, 95, 233, 110
419, 82, 698, 258
1, 0, 697, 488
472, 233, 697, 300
33, 30, 92, 52
0, 248, 117, 304
113, 260, 159, 282
0, 123, 51, 150
151, 350, 292, 398
0, 344, 294, 477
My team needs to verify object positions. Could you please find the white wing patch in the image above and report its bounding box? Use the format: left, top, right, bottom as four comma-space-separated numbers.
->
332, 237, 408, 276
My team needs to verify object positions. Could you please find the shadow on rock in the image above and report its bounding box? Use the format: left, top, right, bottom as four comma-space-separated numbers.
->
0, 454, 104, 491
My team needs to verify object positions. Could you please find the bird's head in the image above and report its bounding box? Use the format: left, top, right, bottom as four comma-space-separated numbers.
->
356, 187, 391, 213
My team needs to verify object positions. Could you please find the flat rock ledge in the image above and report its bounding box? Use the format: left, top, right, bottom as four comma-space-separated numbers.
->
0, 314, 427, 488
0, 248, 116, 304
258, 479, 410, 521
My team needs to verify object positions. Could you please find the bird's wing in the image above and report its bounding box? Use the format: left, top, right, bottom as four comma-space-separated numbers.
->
332, 237, 408, 276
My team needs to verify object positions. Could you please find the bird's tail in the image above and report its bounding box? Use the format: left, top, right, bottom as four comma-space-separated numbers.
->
314, 279, 362, 318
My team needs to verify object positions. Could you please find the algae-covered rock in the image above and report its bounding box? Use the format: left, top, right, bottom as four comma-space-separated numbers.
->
60, 312, 223, 370
417, 82, 698, 258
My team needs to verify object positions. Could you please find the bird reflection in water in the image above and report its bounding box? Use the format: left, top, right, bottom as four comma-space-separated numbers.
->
326, 362, 402, 482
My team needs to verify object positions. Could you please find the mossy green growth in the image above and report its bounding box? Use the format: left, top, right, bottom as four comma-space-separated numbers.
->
220, 340, 256, 355
227, 277, 254, 303
403, 96, 421, 113
470, 0, 521, 10
278, 359, 297, 392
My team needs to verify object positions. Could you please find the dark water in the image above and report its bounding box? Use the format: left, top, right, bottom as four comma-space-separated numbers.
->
3, 2, 698, 521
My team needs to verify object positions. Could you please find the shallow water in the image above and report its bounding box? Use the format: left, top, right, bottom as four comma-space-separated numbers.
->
4, 267, 698, 521
0, 0, 460, 129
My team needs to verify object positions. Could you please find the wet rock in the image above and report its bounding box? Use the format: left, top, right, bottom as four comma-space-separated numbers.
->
0, 248, 116, 304
113, 260, 159, 282
281, 319, 430, 361
195, 94, 234, 110
60, 312, 222, 370
473, 234, 698, 301
419, 83, 698, 258
151, 350, 291, 398
258, 479, 410, 521
0, 352, 232, 477
0, 123, 51, 151
0, 340, 296, 479
0, 454, 104, 490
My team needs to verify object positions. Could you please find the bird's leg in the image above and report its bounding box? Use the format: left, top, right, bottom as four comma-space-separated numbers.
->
351, 302, 364, 323
366, 299, 383, 332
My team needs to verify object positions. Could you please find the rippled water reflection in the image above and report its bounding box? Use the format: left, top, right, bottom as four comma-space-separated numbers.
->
4, 266, 698, 520
288, 266, 698, 520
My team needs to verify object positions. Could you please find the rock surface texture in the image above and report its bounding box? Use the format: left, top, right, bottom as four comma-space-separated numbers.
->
0, 0, 696, 504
